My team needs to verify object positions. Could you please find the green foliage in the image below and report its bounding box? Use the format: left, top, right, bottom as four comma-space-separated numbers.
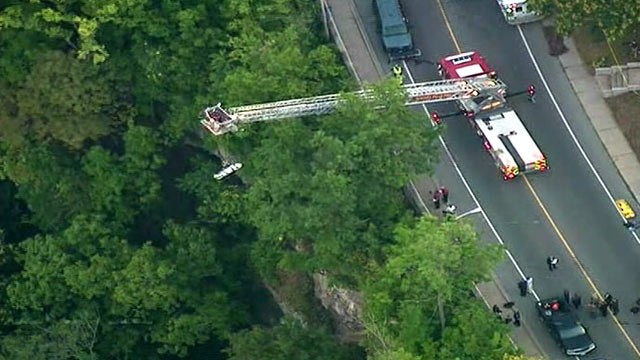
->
0, 310, 100, 360
244, 80, 439, 284
0, 0, 515, 358
362, 215, 503, 358
225, 317, 352, 360
438, 302, 515, 359
0, 145, 90, 231
83, 125, 165, 226
4, 51, 126, 149
5, 216, 238, 357
528, 0, 640, 40
368, 348, 422, 360
220, 25, 348, 105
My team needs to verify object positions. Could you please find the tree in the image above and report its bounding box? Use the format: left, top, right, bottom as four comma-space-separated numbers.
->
368, 348, 422, 360
437, 302, 515, 360
4, 216, 238, 358
120, 221, 242, 357
0, 1, 106, 63
243, 81, 439, 284
0, 310, 101, 360
527, 0, 640, 40
0, 144, 91, 232
8, 51, 128, 149
82, 125, 165, 226
225, 317, 353, 360
362, 215, 502, 357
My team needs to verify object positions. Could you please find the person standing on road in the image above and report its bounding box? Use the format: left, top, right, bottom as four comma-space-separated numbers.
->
518, 280, 527, 297
547, 256, 559, 271
513, 310, 521, 327
571, 293, 582, 309
611, 298, 620, 315
525, 276, 533, 294
600, 302, 609, 317
604, 292, 613, 306
440, 186, 449, 203
492, 304, 502, 315
432, 189, 442, 210
392, 64, 403, 84
564, 289, 571, 304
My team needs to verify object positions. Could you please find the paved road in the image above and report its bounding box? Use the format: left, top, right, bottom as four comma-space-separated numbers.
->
349, 0, 640, 358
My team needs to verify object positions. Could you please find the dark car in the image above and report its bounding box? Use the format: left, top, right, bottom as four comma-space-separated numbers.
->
373, 0, 421, 60
536, 298, 596, 357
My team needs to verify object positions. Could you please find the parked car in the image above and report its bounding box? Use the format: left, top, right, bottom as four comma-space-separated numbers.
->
536, 297, 597, 357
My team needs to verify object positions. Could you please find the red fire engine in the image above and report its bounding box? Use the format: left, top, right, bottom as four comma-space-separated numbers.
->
437, 51, 547, 180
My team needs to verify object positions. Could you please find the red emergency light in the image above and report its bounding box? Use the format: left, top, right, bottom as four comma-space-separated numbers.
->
431, 112, 441, 125
465, 110, 474, 119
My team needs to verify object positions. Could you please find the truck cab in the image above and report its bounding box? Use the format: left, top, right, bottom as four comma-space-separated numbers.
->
438, 51, 496, 80
496, 0, 543, 25
374, 0, 421, 60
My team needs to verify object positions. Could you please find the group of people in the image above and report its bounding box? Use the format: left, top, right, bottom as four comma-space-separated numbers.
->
431, 186, 449, 209
431, 186, 457, 219
520, 255, 624, 319
493, 302, 521, 327
517, 276, 534, 297
589, 292, 620, 317
563, 289, 582, 309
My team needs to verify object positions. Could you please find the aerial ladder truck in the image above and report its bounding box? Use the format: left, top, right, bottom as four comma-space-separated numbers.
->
201, 77, 521, 180
437, 51, 547, 180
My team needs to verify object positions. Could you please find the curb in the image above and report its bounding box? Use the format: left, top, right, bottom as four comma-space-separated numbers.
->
558, 36, 640, 206
328, 1, 547, 356
491, 276, 549, 358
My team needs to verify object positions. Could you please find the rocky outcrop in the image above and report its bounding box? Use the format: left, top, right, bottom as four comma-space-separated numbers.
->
313, 273, 364, 341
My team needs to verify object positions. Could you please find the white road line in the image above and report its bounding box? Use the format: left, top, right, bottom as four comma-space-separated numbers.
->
516, 25, 640, 246
400, 60, 541, 302
408, 181, 429, 213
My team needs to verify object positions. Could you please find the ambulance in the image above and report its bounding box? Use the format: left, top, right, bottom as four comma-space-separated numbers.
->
496, 0, 543, 25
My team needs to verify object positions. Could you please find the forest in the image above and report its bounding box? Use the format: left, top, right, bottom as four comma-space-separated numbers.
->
0, 0, 527, 359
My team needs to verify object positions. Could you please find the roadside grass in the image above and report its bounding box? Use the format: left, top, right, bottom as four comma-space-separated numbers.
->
571, 25, 640, 158
572, 25, 638, 73
606, 94, 640, 155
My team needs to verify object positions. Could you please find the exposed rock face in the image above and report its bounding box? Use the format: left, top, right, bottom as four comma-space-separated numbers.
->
313, 273, 364, 341
264, 282, 307, 326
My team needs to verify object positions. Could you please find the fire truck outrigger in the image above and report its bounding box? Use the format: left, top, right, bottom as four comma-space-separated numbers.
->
437, 51, 547, 180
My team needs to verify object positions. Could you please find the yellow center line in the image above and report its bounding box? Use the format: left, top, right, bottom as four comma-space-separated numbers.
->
523, 176, 640, 358
432, 0, 640, 357
435, 0, 461, 53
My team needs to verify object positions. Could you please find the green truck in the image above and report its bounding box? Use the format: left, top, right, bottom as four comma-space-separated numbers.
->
374, 0, 421, 60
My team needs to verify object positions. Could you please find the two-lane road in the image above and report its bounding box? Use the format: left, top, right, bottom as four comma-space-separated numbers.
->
353, 0, 640, 358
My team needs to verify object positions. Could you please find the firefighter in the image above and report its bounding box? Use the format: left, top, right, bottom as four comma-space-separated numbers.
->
432, 189, 442, 210
392, 64, 403, 84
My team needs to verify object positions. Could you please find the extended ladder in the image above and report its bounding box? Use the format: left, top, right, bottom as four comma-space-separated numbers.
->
201, 78, 507, 136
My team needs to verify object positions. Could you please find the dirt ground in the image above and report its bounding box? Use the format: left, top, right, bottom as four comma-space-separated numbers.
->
606, 94, 640, 155
571, 25, 640, 159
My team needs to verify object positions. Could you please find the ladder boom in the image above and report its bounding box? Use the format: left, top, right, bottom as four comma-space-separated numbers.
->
201, 78, 507, 135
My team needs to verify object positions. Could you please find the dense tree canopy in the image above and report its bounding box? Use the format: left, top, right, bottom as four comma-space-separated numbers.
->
0, 0, 515, 358
242, 80, 439, 284
528, 0, 640, 40
362, 216, 510, 359
225, 318, 354, 360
